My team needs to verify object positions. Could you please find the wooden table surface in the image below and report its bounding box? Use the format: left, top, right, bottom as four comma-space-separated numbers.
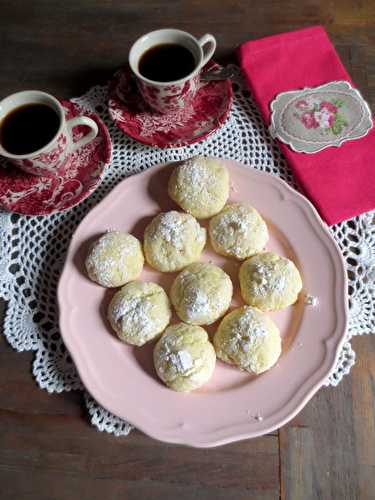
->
0, 1, 374, 499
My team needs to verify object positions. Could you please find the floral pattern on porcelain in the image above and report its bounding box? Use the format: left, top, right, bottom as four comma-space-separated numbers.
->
137, 74, 199, 114
0, 100, 112, 215
269, 81, 373, 154
107, 62, 233, 148
12, 133, 69, 177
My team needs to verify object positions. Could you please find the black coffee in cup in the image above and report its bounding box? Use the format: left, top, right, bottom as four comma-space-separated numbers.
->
0, 103, 60, 155
138, 43, 196, 82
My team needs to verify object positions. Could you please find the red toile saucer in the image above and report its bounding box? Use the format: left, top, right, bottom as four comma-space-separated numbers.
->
108, 62, 233, 148
0, 101, 112, 216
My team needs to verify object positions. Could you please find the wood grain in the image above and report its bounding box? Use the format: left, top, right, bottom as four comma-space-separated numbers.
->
280, 335, 375, 500
0, 0, 374, 498
0, 408, 278, 490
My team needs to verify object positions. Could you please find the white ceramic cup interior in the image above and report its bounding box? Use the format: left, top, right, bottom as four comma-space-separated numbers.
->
129, 28, 216, 85
0, 90, 98, 160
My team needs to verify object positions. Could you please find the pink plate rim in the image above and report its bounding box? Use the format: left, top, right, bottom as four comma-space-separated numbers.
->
58, 160, 348, 447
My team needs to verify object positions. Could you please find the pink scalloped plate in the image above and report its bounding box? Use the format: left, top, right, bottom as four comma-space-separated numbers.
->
0, 101, 112, 216
58, 159, 348, 447
107, 62, 233, 148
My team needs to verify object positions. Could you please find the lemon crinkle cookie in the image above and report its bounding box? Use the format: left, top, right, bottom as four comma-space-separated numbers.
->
214, 306, 281, 374
170, 262, 233, 325
168, 156, 229, 219
209, 203, 268, 260
108, 281, 171, 346
239, 251, 302, 311
85, 231, 144, 287
143, 211, 206, 272
154, 323, 216, 392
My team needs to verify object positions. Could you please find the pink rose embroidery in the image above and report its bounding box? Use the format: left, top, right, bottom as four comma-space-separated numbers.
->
295, 99, 309, 110
320, 101, 338, 113
313, 109, 335, 129
295, 96, 347, 135
301, 111, 319, 129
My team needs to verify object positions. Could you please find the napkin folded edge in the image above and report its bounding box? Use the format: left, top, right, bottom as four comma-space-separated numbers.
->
236, 25, 375, 225
237, 25, 352, 121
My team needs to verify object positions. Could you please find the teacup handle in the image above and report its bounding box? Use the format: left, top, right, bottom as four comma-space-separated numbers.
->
66, 116, 98, 152
198, 34, 217, 68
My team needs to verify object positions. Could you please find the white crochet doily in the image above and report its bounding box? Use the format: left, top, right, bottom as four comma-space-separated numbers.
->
1, 67, 373, 437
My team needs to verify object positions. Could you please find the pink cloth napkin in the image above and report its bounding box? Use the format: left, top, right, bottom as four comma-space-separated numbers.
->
238, 26, 375, 225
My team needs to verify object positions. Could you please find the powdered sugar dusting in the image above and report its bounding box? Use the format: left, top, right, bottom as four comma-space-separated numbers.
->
252, 262, 287, 297
158, 334, 195, 375
181, 159, 206, 187
170, 350, 194, 373
211, 204, 266, 258
184, 288, 210, 320
213, 209, 249, 255
112, 296, 155, 338
87, 254, 116, 286
213, 206, 252, 240
86, 231, 137, 286
304, 294, 318, 306
154, 212, 185, 249
178, 156, 215, 201
229, 308, 267, 354
150, 211, 205, 253
174, 264, 231, 323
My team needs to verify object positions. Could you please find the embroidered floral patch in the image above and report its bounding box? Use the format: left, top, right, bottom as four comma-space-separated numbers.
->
269, 81, 373, 153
